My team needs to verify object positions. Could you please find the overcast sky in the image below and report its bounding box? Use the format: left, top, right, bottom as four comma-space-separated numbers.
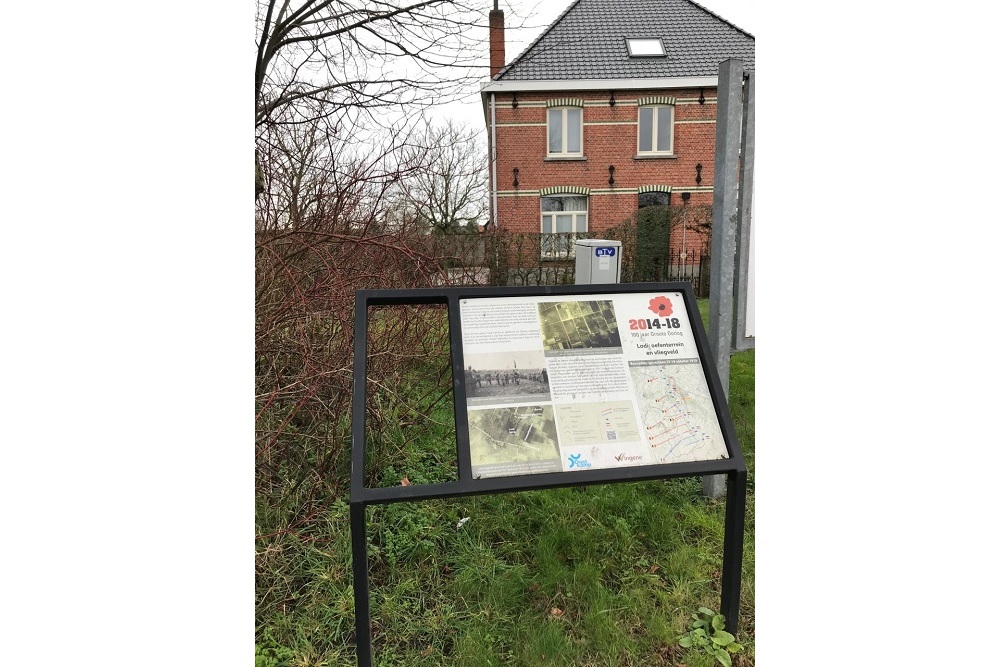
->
434, 0, 758, 130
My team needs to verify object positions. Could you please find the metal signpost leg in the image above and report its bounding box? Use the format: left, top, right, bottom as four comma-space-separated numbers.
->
350, 502, 373, 667
719, 468, 747, 630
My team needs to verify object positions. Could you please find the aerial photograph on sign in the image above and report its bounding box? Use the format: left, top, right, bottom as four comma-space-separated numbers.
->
538, 300, 622, 350
463, 350, 551, 405
468, 405, 561, 478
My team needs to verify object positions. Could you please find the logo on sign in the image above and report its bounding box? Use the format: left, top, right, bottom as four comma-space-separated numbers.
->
647, 296, 673, 318
567, 453, 593, 469
628, 295, 682, 331
594, 247, 616, 257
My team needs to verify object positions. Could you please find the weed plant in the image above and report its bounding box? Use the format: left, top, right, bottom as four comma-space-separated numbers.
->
256, 300, 755, 666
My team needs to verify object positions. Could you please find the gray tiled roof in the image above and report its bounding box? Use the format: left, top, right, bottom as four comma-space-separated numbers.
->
496, 0, 754, 81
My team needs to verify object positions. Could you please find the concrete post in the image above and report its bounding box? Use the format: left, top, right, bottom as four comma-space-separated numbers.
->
704, 58, 743, 499
734, 72, 755, 352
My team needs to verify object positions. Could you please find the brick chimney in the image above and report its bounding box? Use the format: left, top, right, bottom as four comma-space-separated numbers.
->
489, 3, 505, 78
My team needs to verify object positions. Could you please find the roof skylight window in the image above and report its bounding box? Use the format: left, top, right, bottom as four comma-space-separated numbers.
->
626, 38, 666, 57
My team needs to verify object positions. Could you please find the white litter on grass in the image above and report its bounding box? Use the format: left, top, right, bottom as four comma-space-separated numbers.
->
456, 517, 470, 530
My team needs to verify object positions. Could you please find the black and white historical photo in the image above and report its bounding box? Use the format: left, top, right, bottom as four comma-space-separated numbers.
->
463, 350, 551, 404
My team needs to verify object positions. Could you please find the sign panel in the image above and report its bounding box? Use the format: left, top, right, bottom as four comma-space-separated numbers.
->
350, 284, 747, 666
459, 291, 728, 479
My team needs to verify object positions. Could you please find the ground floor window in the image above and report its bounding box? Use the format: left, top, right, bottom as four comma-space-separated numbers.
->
638, 191, 671, 208
541, 195, 588, 258
636, 191, 672, 280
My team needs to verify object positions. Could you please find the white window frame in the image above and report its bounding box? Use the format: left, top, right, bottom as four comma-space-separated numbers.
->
540, 195, 588, 259
547, 107, 584, 158
637, 105, 674, 156
626, 38, 666, 57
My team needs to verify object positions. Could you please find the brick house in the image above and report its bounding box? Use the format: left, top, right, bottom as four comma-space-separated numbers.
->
481, 0, 754, 267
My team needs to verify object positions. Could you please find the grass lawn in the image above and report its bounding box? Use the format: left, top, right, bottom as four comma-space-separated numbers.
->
256, 299, 755, 667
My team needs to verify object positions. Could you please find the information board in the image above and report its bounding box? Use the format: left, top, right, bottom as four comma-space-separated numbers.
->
349, 284, 746, 667
459, 291, 728, 479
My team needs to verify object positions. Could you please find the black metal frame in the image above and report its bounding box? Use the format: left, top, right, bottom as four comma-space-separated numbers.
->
350, 282, 746, 667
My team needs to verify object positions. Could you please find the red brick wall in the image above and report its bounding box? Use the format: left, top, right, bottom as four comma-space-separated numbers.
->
489, 87, 718, 252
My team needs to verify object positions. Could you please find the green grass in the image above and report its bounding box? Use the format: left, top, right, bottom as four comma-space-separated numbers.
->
257, 299, 755, 667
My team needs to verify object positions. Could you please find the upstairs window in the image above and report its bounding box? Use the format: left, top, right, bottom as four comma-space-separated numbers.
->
547, 107, 583, 157
637, 105, 674, 155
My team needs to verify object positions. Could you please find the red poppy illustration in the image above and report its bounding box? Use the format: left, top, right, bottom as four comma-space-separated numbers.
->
647, 296, 673, 318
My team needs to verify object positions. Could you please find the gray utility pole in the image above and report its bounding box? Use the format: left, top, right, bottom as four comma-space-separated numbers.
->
734, 71, 755, 353
704, 58, 752, 499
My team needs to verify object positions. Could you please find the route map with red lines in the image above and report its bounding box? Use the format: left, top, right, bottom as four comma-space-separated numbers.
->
629, 360, 728, 464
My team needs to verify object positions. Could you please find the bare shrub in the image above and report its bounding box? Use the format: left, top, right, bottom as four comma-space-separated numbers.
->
254, 222, 462, 623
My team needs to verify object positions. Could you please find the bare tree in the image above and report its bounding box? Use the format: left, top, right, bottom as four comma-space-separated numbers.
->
255, 0, 497, 194
254, 2, 520, 654
393, 120, 487, 233
256, 106, 416, 233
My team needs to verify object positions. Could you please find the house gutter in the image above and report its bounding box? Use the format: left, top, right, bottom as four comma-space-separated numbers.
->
480, 76, 719, 95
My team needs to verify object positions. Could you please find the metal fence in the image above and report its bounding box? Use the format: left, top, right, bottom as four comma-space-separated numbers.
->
423, 206, 712, 295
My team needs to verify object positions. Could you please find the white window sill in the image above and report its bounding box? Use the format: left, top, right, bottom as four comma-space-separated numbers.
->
545, 155, 586, 161
634, 153, 677, 159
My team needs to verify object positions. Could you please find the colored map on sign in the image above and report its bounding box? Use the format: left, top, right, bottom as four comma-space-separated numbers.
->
629, 361, 729, 463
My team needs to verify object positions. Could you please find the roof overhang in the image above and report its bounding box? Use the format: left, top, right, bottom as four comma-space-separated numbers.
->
482, 76, 718, 94
480, 76, 720, 120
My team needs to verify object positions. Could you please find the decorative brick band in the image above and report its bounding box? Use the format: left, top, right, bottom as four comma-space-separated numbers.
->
497, 187, 711, 197
545, 98, 585, 108
497, 96, 709, 109
538, 185, 591, 196
588, 188, 638, 195
637, 96, 676, 106
637, 185, 672, 194
497, 190, 541, 197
